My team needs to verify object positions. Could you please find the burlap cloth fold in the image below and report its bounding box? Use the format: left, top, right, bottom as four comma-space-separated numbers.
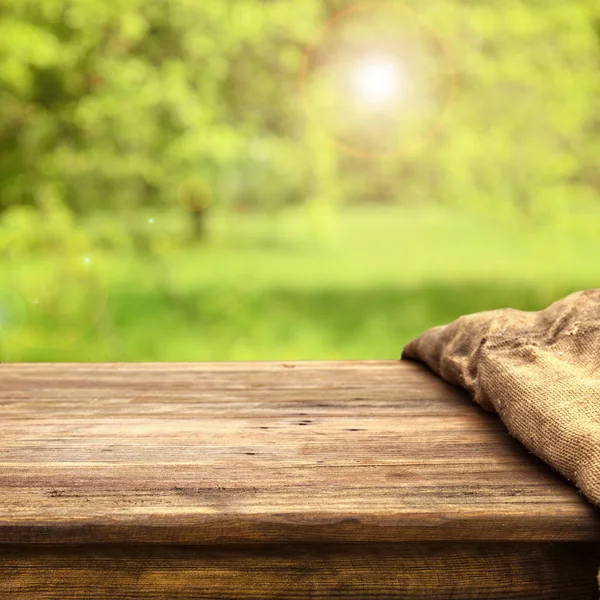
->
402, 288, 600, 588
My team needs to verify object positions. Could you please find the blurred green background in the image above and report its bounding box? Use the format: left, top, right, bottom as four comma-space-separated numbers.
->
0, 0, 599, 362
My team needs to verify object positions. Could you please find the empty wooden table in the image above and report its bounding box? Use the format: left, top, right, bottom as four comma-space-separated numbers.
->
1, 361, 599, 599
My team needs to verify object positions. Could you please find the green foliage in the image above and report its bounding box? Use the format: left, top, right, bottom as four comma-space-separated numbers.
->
1, 0, 598, 224
431, 0, 600, 222
1, 1, 600, 360
0, 0, 322, 217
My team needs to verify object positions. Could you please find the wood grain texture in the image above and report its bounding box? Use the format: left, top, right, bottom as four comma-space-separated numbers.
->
0, 361, 599, 545
2, 542, 600, 600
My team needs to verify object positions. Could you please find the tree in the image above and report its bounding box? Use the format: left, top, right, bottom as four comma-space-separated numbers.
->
0, 0, 598, 235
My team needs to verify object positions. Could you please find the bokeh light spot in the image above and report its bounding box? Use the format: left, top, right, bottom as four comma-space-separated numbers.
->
1, 247, 107, 351
301, 2, 456, 159
0, 287, 28, 337
353, 56, 406, 106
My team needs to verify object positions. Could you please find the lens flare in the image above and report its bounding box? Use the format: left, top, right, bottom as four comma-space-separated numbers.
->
1, 251, 107, 352
353, 56, 405, 106
300, 2, 456, 159
0, 287, 27, 337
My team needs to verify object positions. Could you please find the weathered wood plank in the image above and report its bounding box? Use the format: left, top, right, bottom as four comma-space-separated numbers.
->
0, 361, 598, 545
1, 543, 599, 600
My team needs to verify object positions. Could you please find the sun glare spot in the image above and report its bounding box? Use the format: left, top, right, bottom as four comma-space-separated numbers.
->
353, 56, 405, 106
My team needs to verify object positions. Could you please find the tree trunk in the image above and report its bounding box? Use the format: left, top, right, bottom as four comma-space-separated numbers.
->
190, 207, 208, 241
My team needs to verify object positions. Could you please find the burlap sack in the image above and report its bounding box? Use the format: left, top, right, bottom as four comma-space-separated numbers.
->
402, 289, 600, 590
402, 289, 600, 506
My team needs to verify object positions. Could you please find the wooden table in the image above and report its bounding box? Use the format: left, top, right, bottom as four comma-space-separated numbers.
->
1, 361, 599, 599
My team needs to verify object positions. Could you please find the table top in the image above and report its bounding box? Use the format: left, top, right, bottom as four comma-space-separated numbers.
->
1, 360, 598, 545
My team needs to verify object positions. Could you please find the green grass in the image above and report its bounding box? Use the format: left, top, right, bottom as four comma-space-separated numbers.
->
1, 204, 599, 362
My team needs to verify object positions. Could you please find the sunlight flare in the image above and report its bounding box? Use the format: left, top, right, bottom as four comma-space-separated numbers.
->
353, 56, 406, 106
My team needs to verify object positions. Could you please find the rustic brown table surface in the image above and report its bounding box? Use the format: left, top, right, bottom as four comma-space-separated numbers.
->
1, 361, 599, 599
